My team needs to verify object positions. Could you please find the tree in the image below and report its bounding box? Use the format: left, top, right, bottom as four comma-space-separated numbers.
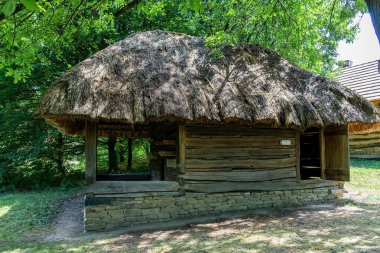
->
127, 138, 133, 171
365, 0, 380, 43
107, 137, 118, 173
0, 0, 367, 79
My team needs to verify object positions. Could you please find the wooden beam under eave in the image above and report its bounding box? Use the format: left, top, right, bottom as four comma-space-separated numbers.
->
85, 121, 97, 184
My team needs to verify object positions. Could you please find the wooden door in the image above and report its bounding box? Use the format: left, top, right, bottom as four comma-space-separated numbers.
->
324, 125, 350, 181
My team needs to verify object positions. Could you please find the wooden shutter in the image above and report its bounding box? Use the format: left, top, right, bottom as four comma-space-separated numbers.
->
324, 125, 350, 181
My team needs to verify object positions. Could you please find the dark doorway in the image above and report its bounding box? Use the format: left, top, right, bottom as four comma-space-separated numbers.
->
300, 128, 322, 179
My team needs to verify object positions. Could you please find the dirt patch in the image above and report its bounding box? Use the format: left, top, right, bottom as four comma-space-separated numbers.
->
44, 195, 85, 241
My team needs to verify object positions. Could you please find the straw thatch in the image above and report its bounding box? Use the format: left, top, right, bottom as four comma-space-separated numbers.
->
36, 30, 380, 135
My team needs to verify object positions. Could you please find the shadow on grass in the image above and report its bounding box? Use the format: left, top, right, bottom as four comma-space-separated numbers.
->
2, 198, 379, 253
0, 188, 81, 245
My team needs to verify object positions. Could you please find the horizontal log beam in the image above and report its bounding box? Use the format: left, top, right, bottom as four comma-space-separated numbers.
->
184, 179, 340, 193
155, 140, 176, 146
186, 147, 295, 158
94, 191, 180, 198
186, 127, 295, 138
180, 167, 296, 182
85, 181, 179, 194
158, 151, 177, 157
185, 157, 296, 169
186, 137, 295, 148
350, 132, 380, 140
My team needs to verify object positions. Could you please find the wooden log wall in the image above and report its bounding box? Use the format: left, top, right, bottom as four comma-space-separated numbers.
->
181, 126, 300, 193
349, 131, 380, 158
349, 99, 380, 159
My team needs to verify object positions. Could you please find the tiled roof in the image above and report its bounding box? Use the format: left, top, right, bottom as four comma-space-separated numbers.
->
338, 60, 380, 101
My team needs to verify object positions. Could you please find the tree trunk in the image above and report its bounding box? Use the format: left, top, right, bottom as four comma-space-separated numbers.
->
119, 142, 125, 163
108, 136, 118, 173
366, 0, 380, 44
57, 132, 65, 175
127, 138, 133, 170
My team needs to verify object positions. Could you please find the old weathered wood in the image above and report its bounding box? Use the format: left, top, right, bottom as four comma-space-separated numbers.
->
319, 128, 326, 179
85, 121, 97, 184
177, 125, 186, 174
186, 147, 295, 158
186, 126, 296, 137
156, 139, 176, 146
94, 191, 180, 198
177, 125, 186, 195
325, 125, 350, 182
350, 153, 380, 159
85, 181, 179, 194
349, 138, 380, 148
349, 130, 380, 157
188, 154, 295, 160
184, 178, 340, 193
180, 126, 299, 193
185, 157, 296, 169
186, 137, 295, 148
158, 151, 177, 157
350, 132, 380, 140
180, 167, 296, 181
324, 128, 349, 136
187, 168, 233, 172
296, 130, 301, 182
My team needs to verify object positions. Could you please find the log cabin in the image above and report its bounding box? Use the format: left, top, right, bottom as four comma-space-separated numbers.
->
338, 60, 380, 158
36, 30, 380, 231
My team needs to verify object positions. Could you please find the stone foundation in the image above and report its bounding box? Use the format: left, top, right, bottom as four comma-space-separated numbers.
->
85, 186, 342, 231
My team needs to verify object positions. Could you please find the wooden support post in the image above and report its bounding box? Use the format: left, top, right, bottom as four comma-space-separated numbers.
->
296, 130, 301, 182
345, 124, 350, 183
85, 121, 97, 184
319, 127, 326, 179
177, 124, 186, 174
177, 124, 186, 194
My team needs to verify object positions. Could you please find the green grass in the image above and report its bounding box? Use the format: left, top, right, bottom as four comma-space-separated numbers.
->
346, 159, 380, 203
0, 159, 379, 252
0, 187, 81, 244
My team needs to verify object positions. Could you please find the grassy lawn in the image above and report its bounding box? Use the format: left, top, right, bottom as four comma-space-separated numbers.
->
0, 159, 379, 252
0, 187, 81, 244
346, 159, 380, 203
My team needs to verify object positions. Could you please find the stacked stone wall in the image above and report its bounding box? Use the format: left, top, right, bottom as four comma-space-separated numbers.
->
85, 186, 342, 231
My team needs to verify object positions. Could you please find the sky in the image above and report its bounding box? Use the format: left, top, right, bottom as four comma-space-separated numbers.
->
337, 13, 380, 65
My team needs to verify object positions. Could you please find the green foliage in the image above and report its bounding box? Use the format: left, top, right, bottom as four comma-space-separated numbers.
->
97, 137, 150, 174
1, 0, 43, 17
2, 0, 16, 16
20, 0, 41, 12
0, 0, 367, 80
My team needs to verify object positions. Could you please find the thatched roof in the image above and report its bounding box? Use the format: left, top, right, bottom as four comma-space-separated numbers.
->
36, 30, 380, 135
